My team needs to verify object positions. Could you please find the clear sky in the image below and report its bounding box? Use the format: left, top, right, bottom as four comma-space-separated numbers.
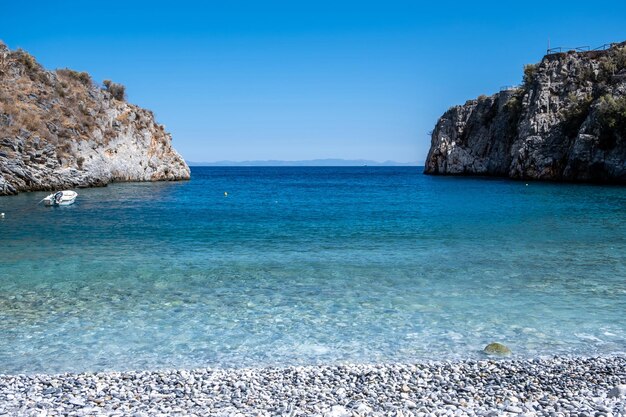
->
3, 1, 626, 163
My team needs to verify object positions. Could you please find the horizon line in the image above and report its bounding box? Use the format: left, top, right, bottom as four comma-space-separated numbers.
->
187, 158, 424, 167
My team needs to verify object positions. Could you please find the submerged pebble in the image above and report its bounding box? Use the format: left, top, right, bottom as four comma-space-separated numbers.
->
0, 356, 624, 416
483, 342, 512, 356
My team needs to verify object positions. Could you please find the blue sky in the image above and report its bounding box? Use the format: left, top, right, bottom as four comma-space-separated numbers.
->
3, 1, 626, 163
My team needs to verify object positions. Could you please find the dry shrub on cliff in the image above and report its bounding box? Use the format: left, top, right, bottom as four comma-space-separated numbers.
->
0, 101, 18, 117
0, 96, 47, 136
75, 111, 96, 135
20, 113, 45, 133
56, 68, 93, 87
54, 80, 67, 98
13, 49, 38, 72
0, 82, 8, 102
103, 80, 126, 101
58, 142, 72, 155
42, 129, 55, 144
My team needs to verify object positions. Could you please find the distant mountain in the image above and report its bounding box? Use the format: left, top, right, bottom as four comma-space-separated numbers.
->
187, 159, 420, 167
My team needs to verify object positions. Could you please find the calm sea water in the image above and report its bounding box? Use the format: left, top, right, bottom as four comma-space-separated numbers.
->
0, 167, 624, 374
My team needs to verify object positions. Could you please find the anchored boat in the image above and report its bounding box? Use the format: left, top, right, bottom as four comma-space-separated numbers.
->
42, 190, 78, 206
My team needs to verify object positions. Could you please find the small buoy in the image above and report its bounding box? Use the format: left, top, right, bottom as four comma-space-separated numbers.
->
224, 192, 228, 197
0, 213, 4, 218
525, 183, 529, 186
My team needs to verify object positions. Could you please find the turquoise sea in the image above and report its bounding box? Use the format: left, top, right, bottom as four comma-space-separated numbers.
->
0, 167, 624, 374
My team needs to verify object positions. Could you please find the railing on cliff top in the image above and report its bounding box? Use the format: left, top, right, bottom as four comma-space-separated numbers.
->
496, 43, 621, 93
546, 43, 618, 55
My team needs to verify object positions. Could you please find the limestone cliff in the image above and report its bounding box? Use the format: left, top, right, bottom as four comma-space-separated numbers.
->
0, 42, 190, 195
425, 42, 626, 183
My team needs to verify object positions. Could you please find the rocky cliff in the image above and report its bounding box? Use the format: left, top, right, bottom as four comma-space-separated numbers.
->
425, 42, 626, 183
0, 42, 190, 195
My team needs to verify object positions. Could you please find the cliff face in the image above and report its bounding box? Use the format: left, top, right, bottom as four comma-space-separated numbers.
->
0, 43, 190, 195
425, 42, 626, 183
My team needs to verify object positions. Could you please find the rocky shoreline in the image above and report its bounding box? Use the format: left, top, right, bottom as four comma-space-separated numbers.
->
1, 356, 624, 416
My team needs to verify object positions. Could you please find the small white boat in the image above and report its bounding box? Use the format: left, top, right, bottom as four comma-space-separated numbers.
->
43, 190, 78, 206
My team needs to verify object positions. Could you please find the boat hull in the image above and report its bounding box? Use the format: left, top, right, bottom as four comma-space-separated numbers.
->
43, 190, 78, 206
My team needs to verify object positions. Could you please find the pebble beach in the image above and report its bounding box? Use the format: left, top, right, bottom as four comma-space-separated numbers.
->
1, 356, 624, 417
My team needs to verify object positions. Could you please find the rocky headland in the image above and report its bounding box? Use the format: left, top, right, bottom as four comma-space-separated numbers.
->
425, 42, 626, 183
0, 42, 189, 196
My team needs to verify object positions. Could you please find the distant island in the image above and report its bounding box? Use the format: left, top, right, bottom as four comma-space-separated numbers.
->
188, 159, 420, 167
425, 41, 626, 183
0, 42, 189, 196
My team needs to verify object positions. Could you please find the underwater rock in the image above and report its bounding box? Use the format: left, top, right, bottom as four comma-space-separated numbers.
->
483, 342, 512, 356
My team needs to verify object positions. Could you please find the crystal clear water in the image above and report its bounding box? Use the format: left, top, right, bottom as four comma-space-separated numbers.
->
0, 167, 624, 374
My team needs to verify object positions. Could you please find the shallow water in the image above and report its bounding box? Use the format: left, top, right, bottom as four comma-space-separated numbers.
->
0, 167, 624, 374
